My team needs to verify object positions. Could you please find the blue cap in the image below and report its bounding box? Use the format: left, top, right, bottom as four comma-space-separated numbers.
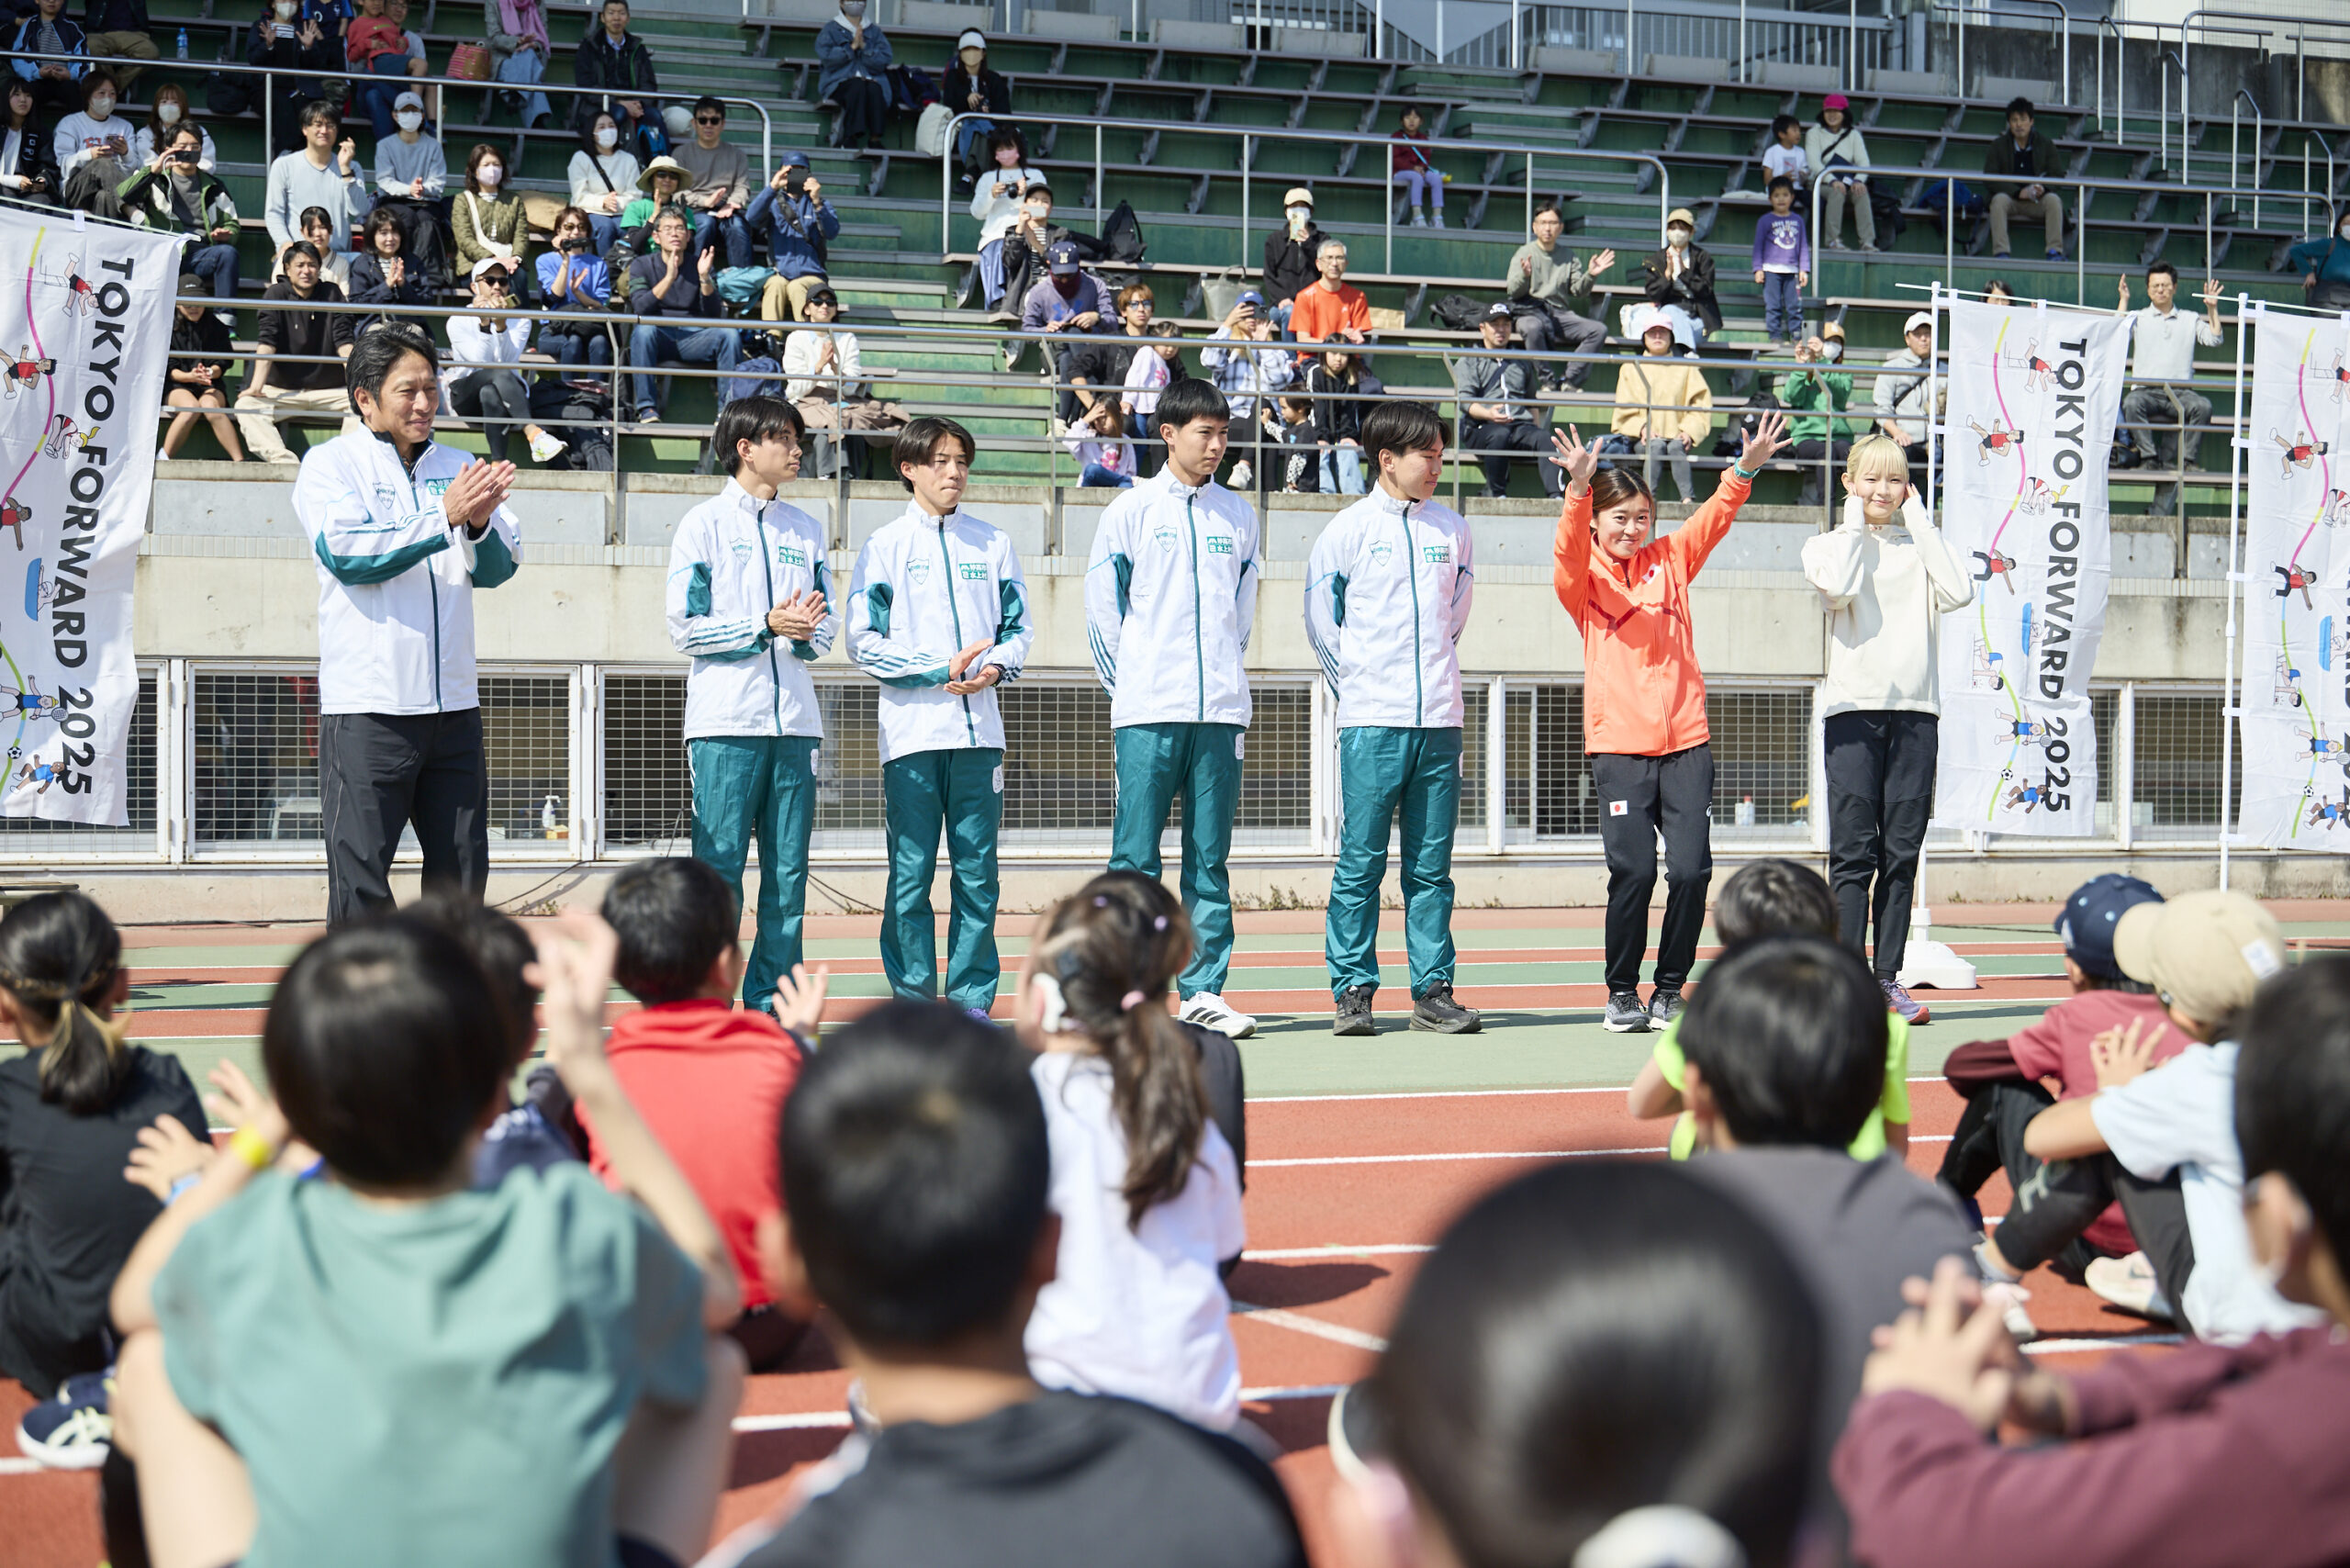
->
1046, 240, 1081, 274
1236, 288, 1265, 308
2056, 873, 2164, 980
780, 150, 810, 170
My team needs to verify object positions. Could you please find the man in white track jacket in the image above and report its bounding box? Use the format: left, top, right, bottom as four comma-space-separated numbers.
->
846, 417, 1034, 1016
293, 326, 520, 924
666, 397, 837, 1014
1083, 377, 1264, 1037
1304, 400, 1481, 1039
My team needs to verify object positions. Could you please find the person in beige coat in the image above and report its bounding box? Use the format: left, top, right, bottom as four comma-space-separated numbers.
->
1603, 307, 1711, 500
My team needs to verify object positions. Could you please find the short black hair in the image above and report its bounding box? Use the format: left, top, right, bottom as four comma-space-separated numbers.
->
895, 415, 976, 492
1770, 113, 1800, 137
600, 857, 741, 1006
2146, 260, 2178, 283
299, 98, 341, 131
1531, 199, 1562, 223
1361, 398, 1446, 463
1680, 935, 1888, 1150
1767, 174, 1794, 195
263, 917, 511, 1187
692, 94, 725, 120
780, 1001, 1050, 1347
281, 239, 323, 268
346, 323, 439, 407
713, 394, 804, 476
1713, 857, 1838, 946
402, 891, 541, 1070
297, 205, 333, 234
2238, 955, 2350, 1265
1153, 375, 1229, 442
986, 126, 1023, 158
1374, 1162, 1819, 1568
2005, 96, 2035, 118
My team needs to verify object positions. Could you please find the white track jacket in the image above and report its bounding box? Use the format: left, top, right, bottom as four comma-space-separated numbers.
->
1082, 469, 1262, 730
665, 481, 836, 741
847, 503, 1034, 763
293, 429, 521, 716
1304, 487, 1474, 730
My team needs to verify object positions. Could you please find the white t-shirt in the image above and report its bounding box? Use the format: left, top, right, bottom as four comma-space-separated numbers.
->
1024, 1049, 1244, 1431
1762, 141, 1808, 188
2091, 1040, 2328, 1345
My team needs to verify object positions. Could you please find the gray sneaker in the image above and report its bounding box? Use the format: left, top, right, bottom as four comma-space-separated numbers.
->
1603, 991, 1651, 1033
1410, 981, 1482, 1035
1647, 987, 1684, 1027
1333, 983, 1377, 1036
1879, 975, 1930, 1025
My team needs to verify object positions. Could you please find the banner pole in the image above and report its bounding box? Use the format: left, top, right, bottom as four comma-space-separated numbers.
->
2221, 293, 2250, 890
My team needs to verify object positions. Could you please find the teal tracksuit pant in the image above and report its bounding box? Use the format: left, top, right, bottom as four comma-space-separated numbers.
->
1108, 722, 1245, 999
688, 734, 819, 1016
880, 745, 1004, 1013
1326, 725, 1461, 1002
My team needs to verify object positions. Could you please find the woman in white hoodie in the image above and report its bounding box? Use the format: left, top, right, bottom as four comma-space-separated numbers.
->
1799, 433, 1971, 1025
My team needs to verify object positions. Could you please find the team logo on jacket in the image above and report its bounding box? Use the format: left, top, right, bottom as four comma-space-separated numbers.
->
958, 563, 988, 581
1153, 523, 1180, 552
1422, 543, 1450, 565
729, 538, 753, 558
1368, 540, 1394, 567
372, 483, 399, 511
909, 556, 933, 585
1205, 534, 1233, 555
777, 544, 808, 568
423, 477, 452, 498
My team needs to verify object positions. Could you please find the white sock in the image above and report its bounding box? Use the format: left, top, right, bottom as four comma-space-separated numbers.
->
1975, 1238, 2022, 1283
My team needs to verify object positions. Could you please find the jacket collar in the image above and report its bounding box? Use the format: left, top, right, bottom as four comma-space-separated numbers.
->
368, 425, 433, 477
723, 476, 778, 518
1153, 465, 1212, 502
903, 500, 959, 531
1370, 485, 1420, 520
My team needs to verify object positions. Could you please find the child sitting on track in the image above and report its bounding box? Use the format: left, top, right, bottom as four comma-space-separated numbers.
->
1627, 857, 1912, 1162
709, 999, 1306, 1568
1012, 871, 1247, 1433
1550, 413, 1786, 1036
1837, 951, 2350, 1568
105, 912, 745, 1568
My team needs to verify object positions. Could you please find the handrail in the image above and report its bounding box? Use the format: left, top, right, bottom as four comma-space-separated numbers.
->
1933, 0, 2070, 106
937, 110, 1673, 278
2158, 48, 2187, 183
2182, 10, 2350, 125
2096, 16, 2121, 147
2232, 88, 2262, 232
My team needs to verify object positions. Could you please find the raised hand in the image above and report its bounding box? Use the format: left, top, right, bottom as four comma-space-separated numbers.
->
1590, 247, 1616, 275
529, 909, 621, 1095
1740, 409, 1788, 470
123, 1113, 213, 1202
1549, 423, 1598, 487
769, 960, 831, 1037
1859, 1257, 2017, 1433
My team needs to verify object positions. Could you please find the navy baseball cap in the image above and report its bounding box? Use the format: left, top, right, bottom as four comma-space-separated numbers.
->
2056, 873, 2164, 980
1046, 241, 1080, 274
1236, 288, 1265, 308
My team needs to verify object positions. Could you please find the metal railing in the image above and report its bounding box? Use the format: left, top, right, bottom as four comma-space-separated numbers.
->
937, 110, 1671, 278
1940, 0, 2070, 107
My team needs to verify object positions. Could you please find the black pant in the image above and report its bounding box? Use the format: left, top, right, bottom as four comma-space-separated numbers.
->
320, 708, 490, 924
1463, 418, 1562, 498
1511, 302, 1606, 387
1792, 435, 1850, 504
1825, 710, 1937, 978
374, 195, 451, 286
1592, 745, 1714, 995
832, 76, 887, 147
451, 369, 531, 463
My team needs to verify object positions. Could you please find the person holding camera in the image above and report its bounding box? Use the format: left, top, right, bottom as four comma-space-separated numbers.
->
968, 129, 1041, 310
118, 121, 242, 309
749, 153, 839, 323
1201, 289, 1294, 490
447, 257, 567, 465
536, 205, 615, 381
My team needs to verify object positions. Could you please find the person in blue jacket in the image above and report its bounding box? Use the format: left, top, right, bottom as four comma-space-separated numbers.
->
2288, 204, 2350, 312
748, 151, 838, 323
814, 0, 890, 151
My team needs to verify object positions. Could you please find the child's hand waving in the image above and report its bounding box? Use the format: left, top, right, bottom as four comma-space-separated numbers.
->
1549, 424, 1599, 487
532, 909, 621, 1094
770, 960, 830, 1040
1739, 409, 1788, 470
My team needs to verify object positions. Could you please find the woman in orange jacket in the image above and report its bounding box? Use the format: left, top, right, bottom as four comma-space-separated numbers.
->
1550, 412, 1787, 1034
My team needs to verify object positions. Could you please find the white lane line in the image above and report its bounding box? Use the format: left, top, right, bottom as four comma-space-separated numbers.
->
1249, 1147, 1667, 1168
1232, 1303, 1391, 1353
2023, 1334, 2181, 1355
733, 1411, 851, 1433
730, 1384, 1352, 1437
0, 1458, 46, 1475
1246, 1243, 1436, 1260
1252, 1079, 2012, 1105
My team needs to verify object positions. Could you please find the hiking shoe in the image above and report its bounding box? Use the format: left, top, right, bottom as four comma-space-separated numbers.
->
1333, 983, 1377, 1036
1646, 987, 1684, 1026
17, 1371, 112, 1470
2085, 1251, 2177, 1324
1411, 982, 1482, 1035
1181, 991, 1258, 1039
1880, 975, 1930, 1025
1326, 1380, 1386, 1485
527, 428, 566, 464
1603, 991, 1651, 1033
2044, 247, 2065, 261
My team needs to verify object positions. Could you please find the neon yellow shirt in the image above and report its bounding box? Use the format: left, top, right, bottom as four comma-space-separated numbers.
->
1651, 1011, 1911, 1159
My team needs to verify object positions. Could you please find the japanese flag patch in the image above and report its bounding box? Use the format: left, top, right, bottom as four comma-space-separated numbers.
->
1608, 801, 1628, 817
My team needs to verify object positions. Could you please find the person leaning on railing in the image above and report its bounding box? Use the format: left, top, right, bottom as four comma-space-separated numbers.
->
2288, 204, 2350, 313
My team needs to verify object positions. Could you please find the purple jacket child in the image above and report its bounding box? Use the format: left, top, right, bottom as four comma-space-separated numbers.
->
1752, 209, 1811, 274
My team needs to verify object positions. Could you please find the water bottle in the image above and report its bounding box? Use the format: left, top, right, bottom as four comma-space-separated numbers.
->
176, 27, 188, 58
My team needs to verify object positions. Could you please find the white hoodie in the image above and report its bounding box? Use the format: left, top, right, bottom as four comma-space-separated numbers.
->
1083, 468, 1261, 730
847, 502, 1033, 762
1801, 492, 1974, 718
293, 429, 522, 716
1304, 487, 1474, 730
665, 480, 836, 741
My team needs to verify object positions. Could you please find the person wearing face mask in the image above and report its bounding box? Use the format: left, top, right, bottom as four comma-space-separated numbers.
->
118, 121, 243, 311
0, 80, 62, 210
249, 0, 341, 155
1639, 206, 1721, 348
995, 180, 1107, 321
372, 90, 450, 286
1550, 410, 1786, 1034
453, 141, 531, 303
52, 68, 129, 218
1782, 321, 1856, 508
569, 110, 643, 256
8, 0, 88, 119
487, 0, 554, 129
2288, 204, 2350, 315
133, 84, 217, 174
1259, 186, 1324, 316
969, 128, 1042, 310
940, 28, 1009, 184
815, 0, 892, 151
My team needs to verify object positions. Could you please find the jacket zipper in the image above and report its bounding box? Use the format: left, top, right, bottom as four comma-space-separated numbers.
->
1187, 494, 1203, 722
400, 451, 444, 712
756, 500, 783, 735
1400, 504, 1424, 725
934, 516, 975, 745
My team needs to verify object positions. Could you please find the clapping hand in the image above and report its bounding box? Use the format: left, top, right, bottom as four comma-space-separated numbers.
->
1739, 409, 1788, 469
766, 588, 827, 641
441, 458, 516, 532
1858, 1258, 2017, 1434
1549, 423, 1599, 487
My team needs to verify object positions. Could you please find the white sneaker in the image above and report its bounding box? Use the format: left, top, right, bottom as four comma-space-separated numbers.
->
2085, 1251, 2176, 1323
1408, 208, 1427, 228
527, 429, 566, 465
1227, 460, 1253, 489
1180, 991, 1257, 1039
1430, 211, 1447, 229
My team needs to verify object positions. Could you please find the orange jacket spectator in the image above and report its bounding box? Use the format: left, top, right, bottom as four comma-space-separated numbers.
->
1290, 279, 1368, 351
1550, 472, 1753, 756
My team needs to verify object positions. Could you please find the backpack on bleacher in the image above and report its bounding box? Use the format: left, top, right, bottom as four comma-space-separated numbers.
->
1102, 201, 1147, 267
1713, 389, 1780, 458
1430, 294, 1486, 332
1921, 178, 1986, 224
720, 358, 785, 406
1869, 185, 1907, 242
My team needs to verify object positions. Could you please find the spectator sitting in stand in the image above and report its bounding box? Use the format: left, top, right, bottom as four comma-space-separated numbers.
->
486, 0, 554, 129
1982, 95, 2065, 261
814, 0, 891, 151
570, 0, 662, 156
247, 4, 341, 156
1120, 319, 1182, 477
0, 79, 62, 208
1066, 398, 1136, 488
1761, 112, 1807, 193
348, 0, 418, 141
1260, 186, 1325, 326
627, 207, 738, 423
537, 205, 615, 380
271, 204, 352, 291
52, 67, 129, 217
132, 84, 215, 173
619, 154, 693, 256
1390, 102, 1443, 227
1505, 205, 1611, 392
345, 207, 431, 336
1784, 323, 1856, 506
999, 180, 1110, 323
452, 141, 529, 304
263, 100, 368, 267
232, 240, 360, 464
677, 96, 752, 271
162, 274, 244, 461
1457, 303, 1561, 500
1288, 239, 1370, 358
9, 0, 86, 118
369, 91, 448, 286
2115, 263, 2223, 516
1270, 394, 1319, 494
1807, 92, 1876, 252
969, 129, 1042, 310
1061, 283, 1155, 422
749, 152, 839, 324
447, 257, 567, 465
384, 0, 438, 126
2288, 202, 2350, 313
570, 110, 643, 256
78, 0, 153, 93
1021, 241, 1113, 420
940, 28, 1010, 185
1640, 206, 1719, 348
1872, 309, 1938, 484
1751, 175, 1811, 347
785, 285, 905, 455
1201, 290, 1292, 490
1307, 346, 1380, 496
1600, 307, 1710, 503
118, 121, 242, 313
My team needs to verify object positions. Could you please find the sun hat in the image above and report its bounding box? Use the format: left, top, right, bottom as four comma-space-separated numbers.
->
1283, 187, 1314, 207
636, 155, 688, 191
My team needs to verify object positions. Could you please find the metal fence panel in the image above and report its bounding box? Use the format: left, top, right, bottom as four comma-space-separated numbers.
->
0, 672, 156, 855
601, 675, 693, 854
2132, 690, 2239, 841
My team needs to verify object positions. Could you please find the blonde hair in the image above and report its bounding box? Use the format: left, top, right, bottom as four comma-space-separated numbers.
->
1844, 432, 1908, 482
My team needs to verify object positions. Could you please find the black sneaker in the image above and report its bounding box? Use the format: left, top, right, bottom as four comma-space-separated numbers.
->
1333, 983, 1378, 1036
1603, 991, 1651, 1033
1647, 987, 1684, 1027
1411, 981, 1482, 1034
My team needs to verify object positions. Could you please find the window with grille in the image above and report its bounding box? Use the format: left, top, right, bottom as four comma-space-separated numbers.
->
2133, 690, 2238, 840
600, 675, 692, 852
483, 677, 572, 850
192, 671, 323, 847
1001, 684, 1118, 846
815, 681, 885, 851
1237, 683, 1312, 846
1504, 683, 1597, 840
0, 673, 157, 854
1456, 686, 1487, 833
1707, 688, 1812, 838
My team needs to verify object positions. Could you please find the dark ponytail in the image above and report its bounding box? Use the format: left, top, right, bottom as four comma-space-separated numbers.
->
1037, 871, 1208, 1228
0, 891, 129, 1115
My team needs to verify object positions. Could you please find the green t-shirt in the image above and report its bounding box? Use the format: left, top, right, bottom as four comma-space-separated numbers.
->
1651, 1010, 1911, 1160
153, 1162, 708, 1568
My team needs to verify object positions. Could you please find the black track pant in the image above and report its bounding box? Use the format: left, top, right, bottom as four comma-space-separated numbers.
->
1825, 710, 1938, 977
319, 708, 489, 924
1592, 745, 1714, 996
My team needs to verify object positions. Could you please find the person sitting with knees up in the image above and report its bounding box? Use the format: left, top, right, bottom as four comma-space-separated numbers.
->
446, 256, 567, 465
1327, 1160, 1820, 1568
705, 999, 1304, 1568
105, 911, 748, 1568
751, 152, 839, 324
1064, 396, 1136, 488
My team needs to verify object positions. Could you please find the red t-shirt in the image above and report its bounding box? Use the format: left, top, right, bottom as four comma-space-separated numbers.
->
2006, 987, 2183, 1255
582, 999, 803, 1309
1289, 282, 1370, 352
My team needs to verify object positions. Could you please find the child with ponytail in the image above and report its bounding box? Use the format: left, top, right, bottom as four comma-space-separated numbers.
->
0, 892, 205, 1406
1013, 870, 1247, 1432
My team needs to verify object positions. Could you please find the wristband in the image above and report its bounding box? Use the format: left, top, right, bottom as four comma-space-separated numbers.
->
228, 1125, 276, 1172
1731, 460, 1762, 482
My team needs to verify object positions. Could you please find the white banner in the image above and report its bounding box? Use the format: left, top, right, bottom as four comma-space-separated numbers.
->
0, 210, 180, 824
2236, 303, 2350, 847
1930, 297, 2128, 835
